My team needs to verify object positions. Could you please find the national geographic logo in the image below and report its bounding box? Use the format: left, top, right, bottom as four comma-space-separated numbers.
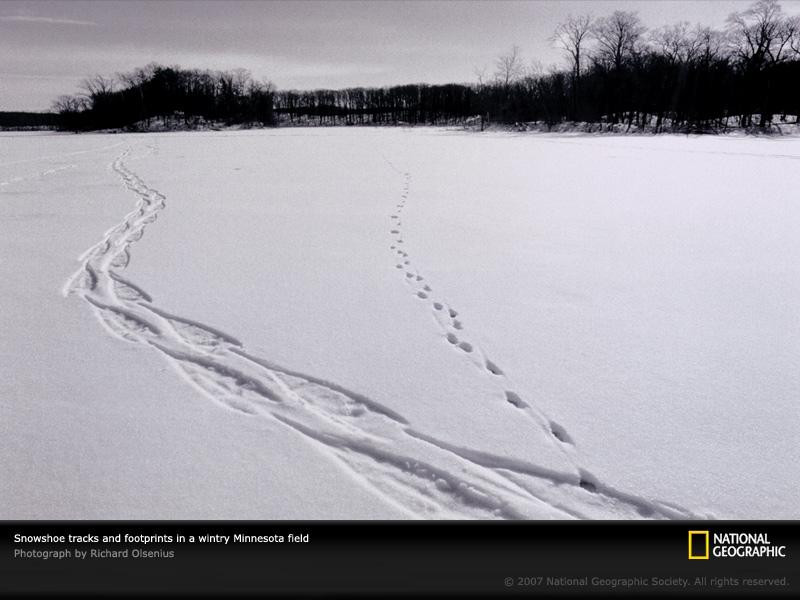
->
688, 531, 710, 560
689, 530, 787, 559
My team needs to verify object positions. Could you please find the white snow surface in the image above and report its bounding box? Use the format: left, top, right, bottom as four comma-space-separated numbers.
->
1, 128, 797, 519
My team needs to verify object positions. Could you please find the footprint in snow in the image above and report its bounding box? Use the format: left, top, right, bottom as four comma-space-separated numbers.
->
505, 391, 528, 408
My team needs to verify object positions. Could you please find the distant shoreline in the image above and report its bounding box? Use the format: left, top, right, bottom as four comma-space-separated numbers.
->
5, 114, 799, 137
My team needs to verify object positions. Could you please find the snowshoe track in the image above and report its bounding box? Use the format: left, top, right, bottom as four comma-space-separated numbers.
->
63, 144, 705, 520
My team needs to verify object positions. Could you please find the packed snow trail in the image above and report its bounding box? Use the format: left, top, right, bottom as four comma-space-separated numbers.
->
64, 143, 704, 520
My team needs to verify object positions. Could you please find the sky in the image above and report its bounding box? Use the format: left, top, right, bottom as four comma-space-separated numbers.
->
2, 0, 800, 111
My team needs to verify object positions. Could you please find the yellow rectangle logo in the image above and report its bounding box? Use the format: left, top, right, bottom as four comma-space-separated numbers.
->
688, 530, 709, 560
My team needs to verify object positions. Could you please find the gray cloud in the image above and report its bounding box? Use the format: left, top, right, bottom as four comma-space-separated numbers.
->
0, 14, 97, 26
3, 0, 800, 111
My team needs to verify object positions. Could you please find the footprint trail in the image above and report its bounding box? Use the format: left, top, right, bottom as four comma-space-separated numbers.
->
63, 144, 703, 520
384, 162, 706, 520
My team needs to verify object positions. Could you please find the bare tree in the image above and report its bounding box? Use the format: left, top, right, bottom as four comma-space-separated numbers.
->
218, 68, 252, 99
51, 95, 85, 113
116, 64, 158, 89
783, 14, 800, 57
592, 11, 646, 69
693, 25, 726, 64
519, 60, 544, 95
552, 14, 593, 79
649, 22, 704, 64
494, 45, 524, 87
525, 59, 544, 80
473, 65, 489, 89
79, 74, 115, 104
51, 95, 87, 132
726, 0, 795, 67
726, 0, 798, 127
116, 64, 160, 126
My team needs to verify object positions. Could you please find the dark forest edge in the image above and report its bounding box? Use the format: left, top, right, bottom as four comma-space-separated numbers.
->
6, 0, 800, 135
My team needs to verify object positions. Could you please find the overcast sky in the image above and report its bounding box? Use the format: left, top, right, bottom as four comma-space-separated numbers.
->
2, 0, 800, 111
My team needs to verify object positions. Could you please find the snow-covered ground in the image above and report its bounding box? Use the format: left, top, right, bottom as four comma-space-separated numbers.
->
1, 128, 797, 519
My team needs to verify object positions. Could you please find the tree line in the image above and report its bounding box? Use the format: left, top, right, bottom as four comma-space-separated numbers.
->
53, 65, 275, 131
53, 0, 800, 132
0, 111, 59, 130
527, 0, 800, 131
